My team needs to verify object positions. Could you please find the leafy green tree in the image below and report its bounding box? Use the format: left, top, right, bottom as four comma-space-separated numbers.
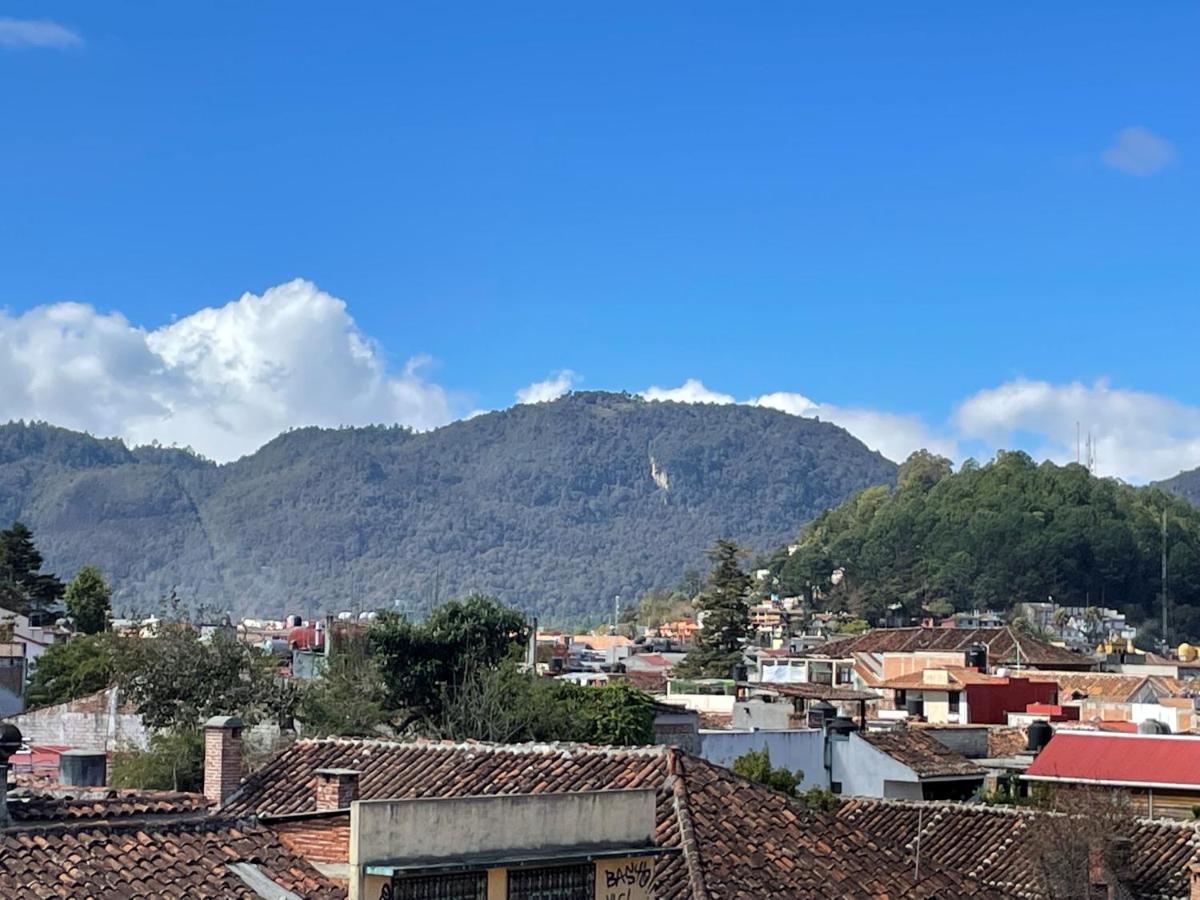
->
432, 662, 654, 746
298, 632, 391, 737
372, 594, 528, 715
0, 522, 64, 621
779, 453, 1200, 642
675, 540, 750, 677
111, 729, 203, 792
64, 566, 112, 634
115, 624, 281, 731
731, 747, 803, 796
25, 632, 123, 708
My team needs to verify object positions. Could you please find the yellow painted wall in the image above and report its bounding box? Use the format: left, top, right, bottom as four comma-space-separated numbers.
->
595, 856, 657, 900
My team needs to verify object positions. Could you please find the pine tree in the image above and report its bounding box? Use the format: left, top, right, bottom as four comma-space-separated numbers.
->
0, 522, 64, 622
64, 566, 113, 635
675, 539, 750, 678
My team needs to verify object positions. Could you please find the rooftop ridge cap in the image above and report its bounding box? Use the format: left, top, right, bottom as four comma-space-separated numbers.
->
291, 737, 671, 757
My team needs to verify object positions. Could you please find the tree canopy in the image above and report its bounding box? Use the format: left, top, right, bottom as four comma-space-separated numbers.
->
774, 451, 1200, 642
64, 565, 112, 634
0, 396, 894, 622
0, 522, 64, 621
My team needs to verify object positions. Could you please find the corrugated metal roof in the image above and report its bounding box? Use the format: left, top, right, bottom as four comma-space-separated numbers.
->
1025, 732, 1200, 788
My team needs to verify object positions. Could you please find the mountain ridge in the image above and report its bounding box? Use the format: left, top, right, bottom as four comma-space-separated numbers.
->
0, 392, 896, 622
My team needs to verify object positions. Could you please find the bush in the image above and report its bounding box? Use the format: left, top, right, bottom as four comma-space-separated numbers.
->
111, 729, 203, 793
731, 748, 803, 796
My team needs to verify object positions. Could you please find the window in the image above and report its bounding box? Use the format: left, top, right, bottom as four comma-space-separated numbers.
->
948, 692, 960, 714
508, 863, 594, 900
392, 871, 488, 900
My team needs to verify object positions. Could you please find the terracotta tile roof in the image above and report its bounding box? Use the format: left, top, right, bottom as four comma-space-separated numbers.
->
837, 798, 1200, 900
662, 754, 1002, 899
224, 739, 672, 818
1032, 671, 1182, 703
0, 817, 344, 899
987, 727, 1029, 758
623, 670, 669, 693
226, 739, 1003, 897
878, 667, 1000, 692
7, 789, 211, 823
860, 729, 986, 779
811, 627, 1089, 668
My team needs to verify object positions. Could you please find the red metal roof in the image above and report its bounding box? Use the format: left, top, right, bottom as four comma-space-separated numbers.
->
1025, 732, 1200, 788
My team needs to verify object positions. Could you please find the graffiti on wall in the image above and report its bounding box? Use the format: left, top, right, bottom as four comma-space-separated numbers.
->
596, 856, 656, 900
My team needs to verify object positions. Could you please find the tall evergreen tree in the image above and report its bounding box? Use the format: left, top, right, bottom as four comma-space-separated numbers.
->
64, 566, 113, 635
0, 522, 64, 622
675, 539, 751, 677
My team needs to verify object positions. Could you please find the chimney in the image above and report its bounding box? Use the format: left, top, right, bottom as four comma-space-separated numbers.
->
0, 724, 21, 827
314, 768, 360, 811
203, 716, 244, 807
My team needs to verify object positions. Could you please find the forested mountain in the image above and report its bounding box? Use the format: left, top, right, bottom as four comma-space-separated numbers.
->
0, 393, 895, 622
1158, 466, 1200, 508
772, 450, 1200, 642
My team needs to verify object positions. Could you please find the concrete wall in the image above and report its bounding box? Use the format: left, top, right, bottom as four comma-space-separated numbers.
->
694, 729, 825, 790
3, 687, 148, 751
658, 694, 735, 715
829, 732, 919, 798
922, 726, 989, 759
731, 698, 795, 731
350, 790, 659, 900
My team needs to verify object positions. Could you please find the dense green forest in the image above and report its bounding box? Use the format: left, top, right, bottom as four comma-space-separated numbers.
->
772, 450, 1200, 643
0, 392, 894, 622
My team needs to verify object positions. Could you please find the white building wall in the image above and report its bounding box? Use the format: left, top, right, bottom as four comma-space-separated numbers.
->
829, 732, 920, 798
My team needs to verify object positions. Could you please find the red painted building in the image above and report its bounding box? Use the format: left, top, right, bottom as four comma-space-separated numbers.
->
880, 667, 1060, 725
964, 676, 1060, 725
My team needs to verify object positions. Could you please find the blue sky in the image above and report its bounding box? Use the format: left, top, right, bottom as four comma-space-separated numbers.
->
1, 4, 1198, 478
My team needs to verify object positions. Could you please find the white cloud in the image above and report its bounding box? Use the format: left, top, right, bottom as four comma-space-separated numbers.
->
1101, 126, 1178, 177
642, 379, 735, 405
0, 279, 452, 462
752, 392, 958, 462
954, 378, 1200, 482
639, 382, 953, 462
641, 377, 1200, 482
515, 370, 580, 404
0, 18, 81, 49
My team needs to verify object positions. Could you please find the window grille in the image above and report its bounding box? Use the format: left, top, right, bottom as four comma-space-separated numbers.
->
391, 871, 488, 900
507, 863, 594, 900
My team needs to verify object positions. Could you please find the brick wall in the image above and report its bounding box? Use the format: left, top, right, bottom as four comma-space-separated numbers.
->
273, 816, 351, 863
315, 772, 359, 811
3, 687, 148, 751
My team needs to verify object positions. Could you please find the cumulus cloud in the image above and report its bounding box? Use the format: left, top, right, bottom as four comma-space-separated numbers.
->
639, 381, 952, 462
641, 377, 1200, 482
515, 370, 580, 404
1101, 126, 1178, 177
752, 392, 959, 462
642, 379, 735, 405
0, 18, 81, 49
955, 378, 1200, 483
0, 280, 452, 462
